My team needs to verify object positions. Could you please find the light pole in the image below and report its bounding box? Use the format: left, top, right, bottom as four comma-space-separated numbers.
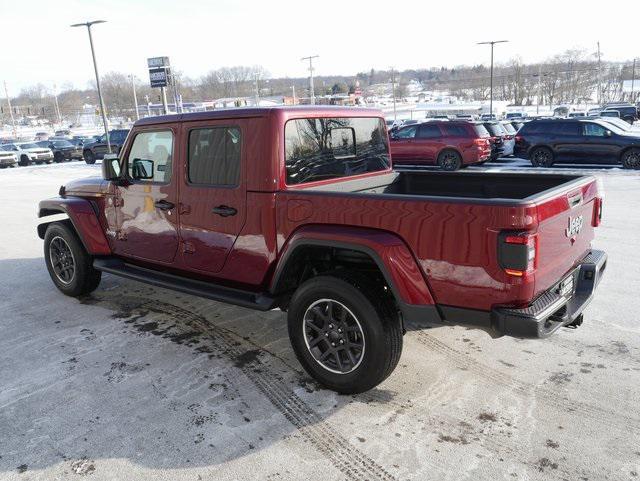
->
71, 20, 111, 153
301, 55, 319, 105
129, 75, 139, 120
477, 40, 508, 118
390, 67, 397, 121
631, 58, 637, 103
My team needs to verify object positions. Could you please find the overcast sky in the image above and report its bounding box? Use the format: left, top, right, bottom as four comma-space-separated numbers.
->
1, 0, 639, 93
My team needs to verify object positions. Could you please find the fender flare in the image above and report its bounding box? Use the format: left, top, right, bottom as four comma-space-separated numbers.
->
38, 196, 111, 255
270, 225, 441, 324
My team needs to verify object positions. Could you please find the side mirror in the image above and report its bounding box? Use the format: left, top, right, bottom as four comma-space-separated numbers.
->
131, 158, 154, 180
605, 130, 612, 137
102, 154, 121, 181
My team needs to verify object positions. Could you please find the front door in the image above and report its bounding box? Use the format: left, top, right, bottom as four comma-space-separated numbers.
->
178, 120, 247, 273
114, 128, 180, 264
580, 122, 621, 164
390, 125, 418, 161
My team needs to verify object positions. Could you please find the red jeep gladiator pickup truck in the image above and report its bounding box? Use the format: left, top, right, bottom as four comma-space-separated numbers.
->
38, 106, 606, 393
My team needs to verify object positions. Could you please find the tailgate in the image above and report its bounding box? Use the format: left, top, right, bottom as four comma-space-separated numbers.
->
533, 178, 600, 298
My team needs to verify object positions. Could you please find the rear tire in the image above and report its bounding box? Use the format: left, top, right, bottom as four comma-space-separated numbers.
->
437, 150, 463, 171
621, 148, 640, 169
287, 271, 403, 394
44, 222, 102, 297
530, 146, 554, 167
84, 150, 96, 164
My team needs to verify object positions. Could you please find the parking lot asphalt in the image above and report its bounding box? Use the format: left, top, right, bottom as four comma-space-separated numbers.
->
0, 161, 638, 481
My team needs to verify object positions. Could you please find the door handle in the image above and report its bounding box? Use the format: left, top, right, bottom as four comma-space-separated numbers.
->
154, 199, 175, 211
212, 205, 237, 217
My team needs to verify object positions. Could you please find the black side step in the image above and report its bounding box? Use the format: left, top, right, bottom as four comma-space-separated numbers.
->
93, 257, 277, 311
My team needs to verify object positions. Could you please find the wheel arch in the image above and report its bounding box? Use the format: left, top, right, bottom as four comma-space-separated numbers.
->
38, 197, 111, 255
270, 225, 440, 324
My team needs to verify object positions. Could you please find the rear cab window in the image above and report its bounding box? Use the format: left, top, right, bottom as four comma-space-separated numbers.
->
284, 117, 390, 185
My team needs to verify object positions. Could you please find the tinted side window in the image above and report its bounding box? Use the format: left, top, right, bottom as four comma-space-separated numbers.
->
583, 123, 607, 137
441, 125, 468, 137
521, 122, 550, 135
126, 130, 173, 183
188, 127, 241, 186
395, 126, 417, 139
557, 122, 581, 136
417, 124, 442, 138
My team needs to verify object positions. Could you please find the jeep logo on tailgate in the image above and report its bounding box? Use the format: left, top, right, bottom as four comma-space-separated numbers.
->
565, 215, 584, 237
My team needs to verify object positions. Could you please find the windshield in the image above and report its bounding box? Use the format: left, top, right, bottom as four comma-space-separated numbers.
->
53, 141, 74, 148
285, 117, 390, 185
473, 124, 491, 137
485, 123, 506, 136
19, 143, 39, 149
502, 123, 516, 134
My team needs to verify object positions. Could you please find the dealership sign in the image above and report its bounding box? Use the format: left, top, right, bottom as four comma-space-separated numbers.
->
147, 57, 171, 88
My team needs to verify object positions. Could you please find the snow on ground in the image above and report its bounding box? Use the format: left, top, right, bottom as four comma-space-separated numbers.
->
0, 160, 639, 480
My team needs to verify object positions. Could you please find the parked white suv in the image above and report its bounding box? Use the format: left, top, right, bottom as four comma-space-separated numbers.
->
0, 150, 18, 168
1, 142, 54, 166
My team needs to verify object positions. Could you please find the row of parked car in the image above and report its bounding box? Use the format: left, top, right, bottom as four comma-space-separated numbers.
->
387, 115, 640, 170
0, 129, 130, 167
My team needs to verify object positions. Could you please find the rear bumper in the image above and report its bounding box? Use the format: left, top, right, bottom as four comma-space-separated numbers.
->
492, 250, 607, 338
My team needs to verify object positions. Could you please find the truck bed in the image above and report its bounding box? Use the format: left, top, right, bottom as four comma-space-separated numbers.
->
280, 170, 599, 312
307, 171, 585, 203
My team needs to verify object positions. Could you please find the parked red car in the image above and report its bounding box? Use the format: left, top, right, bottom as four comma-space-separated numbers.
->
389, 121, 492, 170
37, 106, 606, 393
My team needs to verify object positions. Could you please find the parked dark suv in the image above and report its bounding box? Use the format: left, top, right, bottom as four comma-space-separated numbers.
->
601, 105, 638, 124
83, 129, 130, 164
515, 119, 640, 168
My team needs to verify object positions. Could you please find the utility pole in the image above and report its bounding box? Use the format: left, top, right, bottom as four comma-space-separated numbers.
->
71, 20, 111, 153
144, 94, 151, 116
390, 67, 397, 121
596, 41, 602, 105
291, 85, 296, 105
536, 64, 542, 115
53, 83, 62, 126
254, 72, 260, 106
631, 58, 636, 103
477, 40, 509, 118
301, 55, 319, 105
130, 75, 139, 120
3, 81, 17, 138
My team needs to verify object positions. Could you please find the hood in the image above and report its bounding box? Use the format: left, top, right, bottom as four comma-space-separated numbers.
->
64, 176, 108, 196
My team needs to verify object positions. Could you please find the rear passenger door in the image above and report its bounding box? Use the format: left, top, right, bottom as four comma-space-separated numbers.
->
552, 122, 583, 161
414, 123, 443, 162
178, 121, 247, 273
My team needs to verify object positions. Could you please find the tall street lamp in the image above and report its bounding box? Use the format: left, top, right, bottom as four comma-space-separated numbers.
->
71, 20, 111, 153
477, 40, 508, 118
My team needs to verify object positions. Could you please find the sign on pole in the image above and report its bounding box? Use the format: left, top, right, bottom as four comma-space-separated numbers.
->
147, 57, 171, 88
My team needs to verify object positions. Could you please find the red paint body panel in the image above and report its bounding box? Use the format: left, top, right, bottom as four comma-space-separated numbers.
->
273, 224, 435, 305
38, 196, 111, 255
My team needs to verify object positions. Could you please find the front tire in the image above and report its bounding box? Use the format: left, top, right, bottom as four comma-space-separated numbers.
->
54, 152, 64, 163
530, 146, 554, 167
287, 272, 403, 394
437, 150, 463, 171
19, 155, 30, 166
84, 150, 96, 164
621, 148, 640, 169
44, 222, 102, 297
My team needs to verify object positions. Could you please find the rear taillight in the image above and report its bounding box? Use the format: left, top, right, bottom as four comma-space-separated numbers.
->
498, 231, 537, 278
473, 138, 490, 148
515, 135, 523, 143
504, 135, 514, 140
592, 197, 603, 227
